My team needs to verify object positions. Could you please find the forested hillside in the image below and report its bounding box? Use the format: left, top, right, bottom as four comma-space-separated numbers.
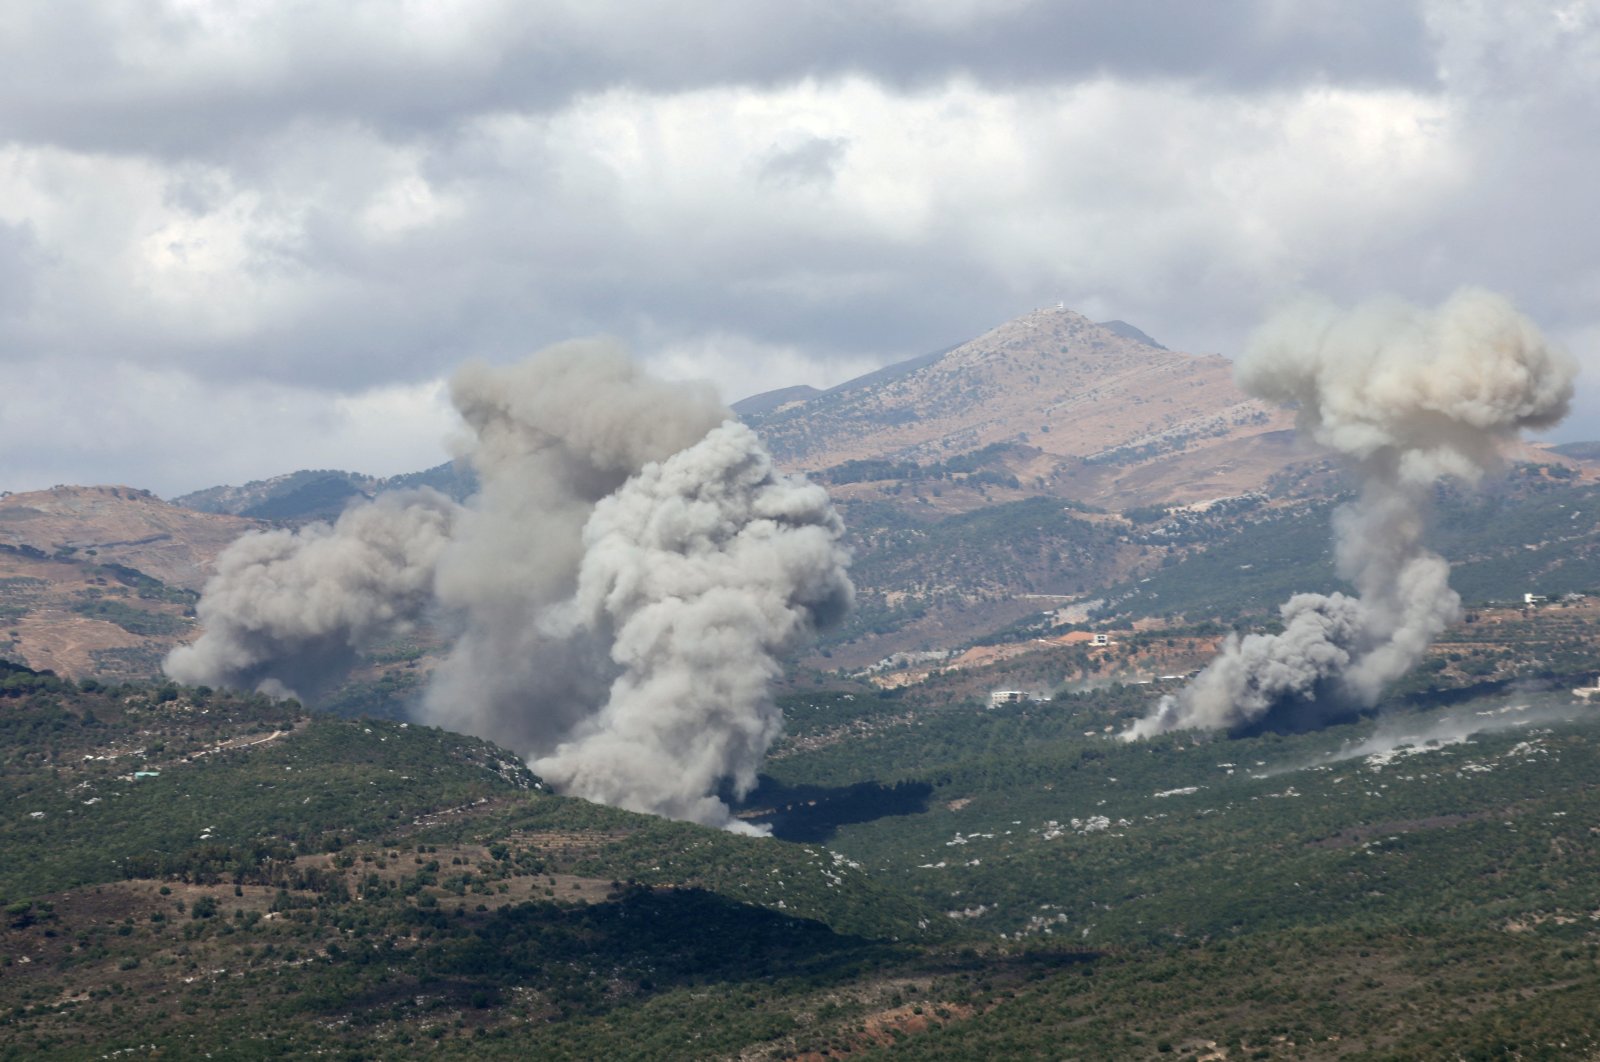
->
9, 649, 1600, 1057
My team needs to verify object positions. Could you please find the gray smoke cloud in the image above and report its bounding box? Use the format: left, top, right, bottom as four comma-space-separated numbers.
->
532, 421, 852, 833
164, 490, 460, 701
420, 341, 731, 757
1124, 288, 1576, 740
164, 340, 852, 832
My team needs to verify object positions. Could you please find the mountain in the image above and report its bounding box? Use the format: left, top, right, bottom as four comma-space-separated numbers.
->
741, 306, 1296, 511
172, 461, 477, 524
18, 306, 1593, 683
1551, 439, 1600, 462
1095, 317, 1167, 349
168, 307, 1284, 524
0, 486, 257, 591
173, 469, 370, 521
8, 323, 1600, 1056
729, 383, 822, 417
0, 486, 262, 678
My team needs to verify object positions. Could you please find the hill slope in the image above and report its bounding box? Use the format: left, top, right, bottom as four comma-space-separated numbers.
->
172, 461, 477, 524
744, 306, 1293, 485
0, 667, 958, 1059
12, 651, 1600, 1058
0, 488, 265, 678
0, 486, 258, 591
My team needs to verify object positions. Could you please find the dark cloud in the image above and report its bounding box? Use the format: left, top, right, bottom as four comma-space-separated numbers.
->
0, 2, 1434, 160
3, 1, 1599, 495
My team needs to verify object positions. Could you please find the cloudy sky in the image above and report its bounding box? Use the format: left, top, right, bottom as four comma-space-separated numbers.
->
2, 1, 1597, 496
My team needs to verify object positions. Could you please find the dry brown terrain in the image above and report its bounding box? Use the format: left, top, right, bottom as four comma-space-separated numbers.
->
0, 551, 190, 678
751, 306, 1298, 501
0, 485, 259, 589
0, 486, 261, 678
6, 308, 1595, 685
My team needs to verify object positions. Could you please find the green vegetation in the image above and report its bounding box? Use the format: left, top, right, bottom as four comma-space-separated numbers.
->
241, 474, 365, 520
68, 597, 190, 637
0, 668, 954, 1059
756, 680, 1600, 1057
0, 576, 47, 625
12, 462, 1600, 1056
823, 443, 1027, 488
93, 562, 199, 607
1100, 500, 1340, 621
321, 666, 428, 720
1, 657, 65, 696
1438, 476, 1600, 603
8, 638, 1600, 1057
1099, 473, 1600, 625
174, 463, 477, 520
86, 644, 170, 678
823, 496, 1124, 648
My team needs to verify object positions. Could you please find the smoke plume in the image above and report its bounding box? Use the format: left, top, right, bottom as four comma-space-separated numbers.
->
165, 490, 460, 701
164, 340, 853, 832
1124, 288, 1576, 740
420, 341, 732, 758
532, 422, 852, 832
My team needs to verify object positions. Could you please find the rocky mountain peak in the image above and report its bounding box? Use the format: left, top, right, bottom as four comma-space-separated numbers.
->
743, 306, 1290, 484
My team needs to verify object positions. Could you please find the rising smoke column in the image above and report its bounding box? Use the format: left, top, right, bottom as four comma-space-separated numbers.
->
531, 421, 853, 833
164, 489, 460, 701
1124, 288, 1576, 740
419, 340, 732, 758
165, 340, 854, 833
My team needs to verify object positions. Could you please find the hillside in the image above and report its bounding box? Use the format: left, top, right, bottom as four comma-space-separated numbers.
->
744, 305, 1298, 509
0, 665, 958, 1059
18, 307, 1599, 690
749, 667, 1600, 1059
172, 461, 477, 524
0, 488, 264, 679
0, 486, 259, 590
12, 624, 1600, 1057
122, 305, 1319, 683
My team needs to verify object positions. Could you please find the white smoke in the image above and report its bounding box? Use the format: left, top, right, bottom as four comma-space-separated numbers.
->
1266, 691, 1582, 779
1125, 288, 1576, 740
164, 341, 853, 832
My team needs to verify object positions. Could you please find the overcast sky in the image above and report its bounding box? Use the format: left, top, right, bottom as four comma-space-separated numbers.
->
2, 1, 1597, 496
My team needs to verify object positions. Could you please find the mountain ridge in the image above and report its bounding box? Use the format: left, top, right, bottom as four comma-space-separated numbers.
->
741, 306, 1291, 484
171, 461, 478, 522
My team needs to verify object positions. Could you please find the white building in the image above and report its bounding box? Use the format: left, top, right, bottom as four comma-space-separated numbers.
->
988, 690, 1027, 709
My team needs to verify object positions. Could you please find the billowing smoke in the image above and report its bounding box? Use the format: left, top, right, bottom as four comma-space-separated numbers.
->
532, 422, 852, 833
165, 490, 460, 701
1125, 288, 1576, 740
165, 341, 853, 832
420, 342, 732, 758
